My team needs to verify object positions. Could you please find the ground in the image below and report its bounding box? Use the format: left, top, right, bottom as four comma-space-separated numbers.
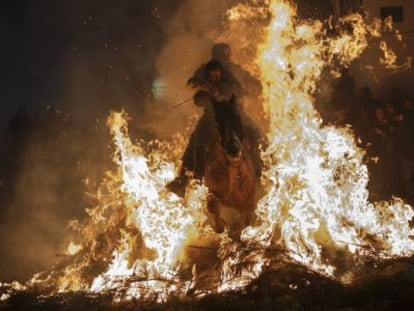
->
1, 254, 414, 311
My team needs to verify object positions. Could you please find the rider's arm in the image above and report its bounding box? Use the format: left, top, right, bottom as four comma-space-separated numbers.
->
187, 64, 206, 87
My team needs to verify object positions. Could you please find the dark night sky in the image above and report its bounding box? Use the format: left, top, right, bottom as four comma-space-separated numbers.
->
0, 0, 182, 135
0, 0, 333, 129
0, 0, 333, 136
0, 0, 184, 281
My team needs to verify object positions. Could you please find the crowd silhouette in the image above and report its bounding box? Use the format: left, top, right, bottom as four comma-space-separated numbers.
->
317, 71, 414, 203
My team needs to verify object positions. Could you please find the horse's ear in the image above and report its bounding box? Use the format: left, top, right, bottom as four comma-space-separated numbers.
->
211, 97, 220, 111
230, 94, 236, 105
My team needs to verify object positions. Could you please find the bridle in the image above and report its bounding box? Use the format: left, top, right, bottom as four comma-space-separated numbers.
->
215, 128, 244, 169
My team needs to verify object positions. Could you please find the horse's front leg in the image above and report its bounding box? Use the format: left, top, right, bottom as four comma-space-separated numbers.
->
166, 173, 188, 197
239, 198, 256, 236
207, 193, 225, 233
239, 209, 250, 235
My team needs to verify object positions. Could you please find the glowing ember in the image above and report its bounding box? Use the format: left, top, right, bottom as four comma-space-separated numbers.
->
66, 241, 83, 256
0, 281, 27, 302
3, 0, 412, 304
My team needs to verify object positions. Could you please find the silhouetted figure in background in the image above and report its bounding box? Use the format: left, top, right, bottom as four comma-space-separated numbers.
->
366, 104, 400, 200
393, 98, 414, 199
352, 86, 376, 143
333, 68, 355, 124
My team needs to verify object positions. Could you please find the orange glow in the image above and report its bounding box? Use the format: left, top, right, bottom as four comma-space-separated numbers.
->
66, 241, 83, 256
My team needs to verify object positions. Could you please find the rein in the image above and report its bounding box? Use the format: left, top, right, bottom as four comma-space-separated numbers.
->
215, 131, 244, 169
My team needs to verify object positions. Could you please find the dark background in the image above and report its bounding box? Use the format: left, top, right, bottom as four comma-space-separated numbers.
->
0, 0, 181, 133
0, 0, 183, 281
0, 0, 335, 282
0, 0, 331, 133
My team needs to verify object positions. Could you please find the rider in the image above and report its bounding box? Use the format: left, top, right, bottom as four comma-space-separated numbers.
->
167, 52, 265, 196
189, 43, 262, 99
176, 61, 243, 184
189, 59, 244, 107
167, 61, 240, 195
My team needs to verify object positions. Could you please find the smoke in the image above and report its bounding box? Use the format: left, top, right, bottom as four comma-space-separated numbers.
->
145, 0, 237, 138
0, 0, 246, 282
0, 0, 163, 281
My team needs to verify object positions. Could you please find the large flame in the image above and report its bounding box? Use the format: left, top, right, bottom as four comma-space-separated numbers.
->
4, 0, 413, 304
241, 0, 414, 279
54, 112, 215, 301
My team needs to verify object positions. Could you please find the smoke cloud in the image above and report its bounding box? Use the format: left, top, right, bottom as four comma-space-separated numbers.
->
146, 0, 237, 138
0, 0, 164, 281
0, 0, 250, 281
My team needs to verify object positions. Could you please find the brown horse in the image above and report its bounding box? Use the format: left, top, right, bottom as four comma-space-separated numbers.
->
168, 95, 263, 236
203, 95, 262, 235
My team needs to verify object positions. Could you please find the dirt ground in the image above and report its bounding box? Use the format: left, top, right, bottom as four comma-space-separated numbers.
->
2, 254, 414, 311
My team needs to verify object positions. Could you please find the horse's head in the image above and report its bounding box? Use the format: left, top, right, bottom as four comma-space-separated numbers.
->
212, 94, 244, 162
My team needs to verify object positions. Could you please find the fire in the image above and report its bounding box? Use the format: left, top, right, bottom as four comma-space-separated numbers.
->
66, 241, 83, 256
54, 111, 213, 301
0, 281, 27, 302
3, 0, 413, 304
379, 40, 411, 72
241, 0, 414, 279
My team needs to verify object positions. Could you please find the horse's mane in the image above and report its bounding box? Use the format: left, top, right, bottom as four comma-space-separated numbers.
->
212, 95, 244, 142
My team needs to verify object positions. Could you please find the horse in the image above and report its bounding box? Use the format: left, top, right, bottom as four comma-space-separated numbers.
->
167, 94, 263, 236
204, 95, 261, 235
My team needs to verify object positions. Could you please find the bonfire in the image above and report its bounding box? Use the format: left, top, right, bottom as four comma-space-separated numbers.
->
1, 1, 414, 310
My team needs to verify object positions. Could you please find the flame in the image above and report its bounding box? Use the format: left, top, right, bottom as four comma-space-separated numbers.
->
0, 281, 27, 302
4, 0, 411, 304
240, 0, 414, 279
66, 241, 83, 256
52, 111, 215, 301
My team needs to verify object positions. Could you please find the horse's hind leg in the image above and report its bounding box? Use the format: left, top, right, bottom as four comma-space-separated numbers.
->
207, 194, 225, 233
